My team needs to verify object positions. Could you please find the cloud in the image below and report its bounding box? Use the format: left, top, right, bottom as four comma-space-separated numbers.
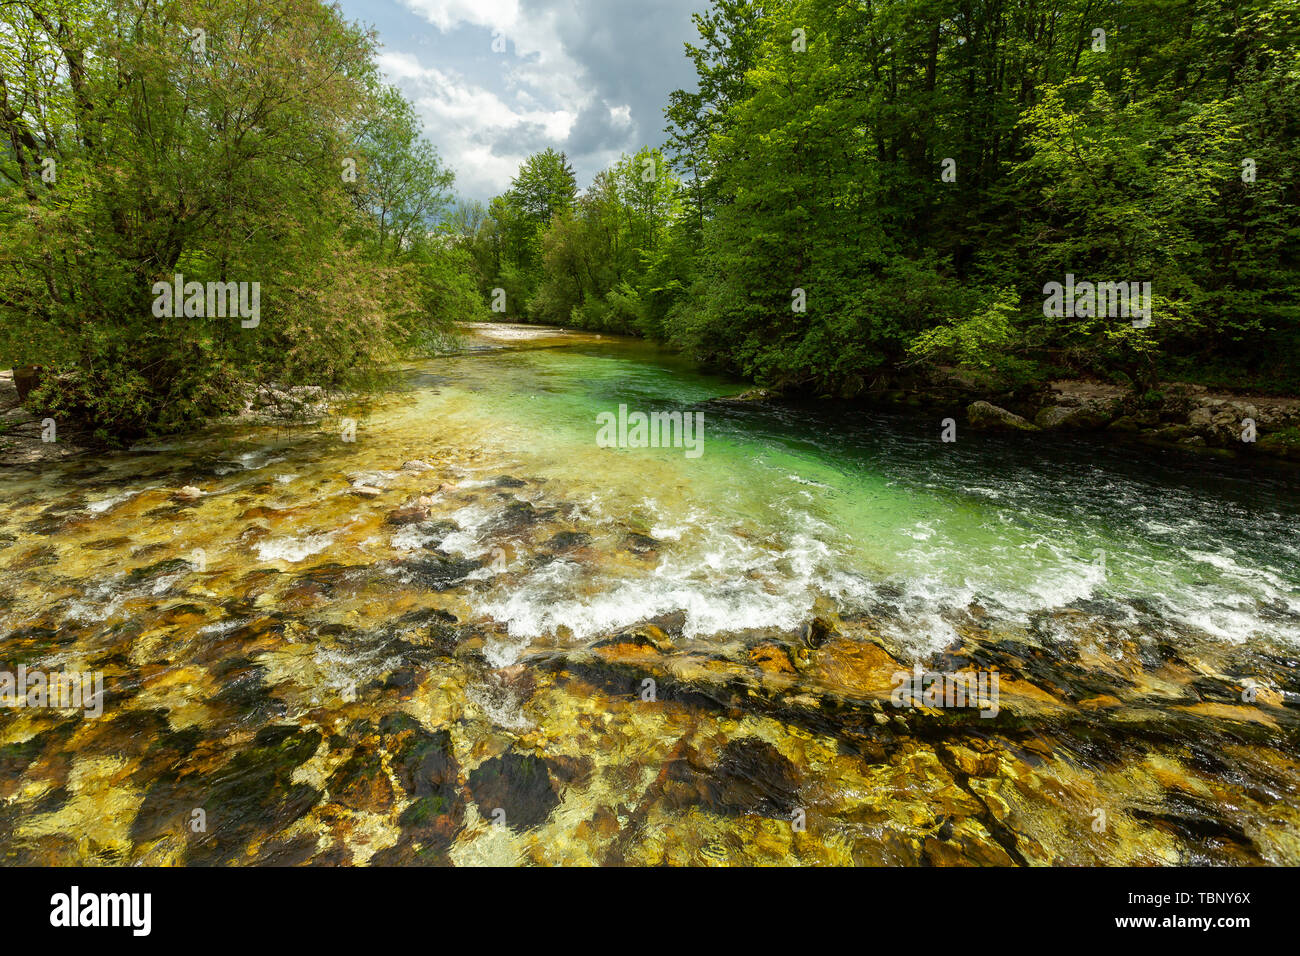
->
375, 50, 574, 198
565, 99, 636, 154
399, 0, 522, 35
374, 0, 700, 201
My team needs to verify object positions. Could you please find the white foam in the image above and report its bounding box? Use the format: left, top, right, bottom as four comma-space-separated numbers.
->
436, 503, 497, 557
62, 580, 127, 623
254, 532, 336, 563
466, 678, 534, 730
85, 489, 142, 514
390, 525, 441, 552
348, 470, 400, 489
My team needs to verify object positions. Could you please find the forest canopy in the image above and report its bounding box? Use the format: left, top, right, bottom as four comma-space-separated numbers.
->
0, 0, 482, 438
460, 0, 1299, 397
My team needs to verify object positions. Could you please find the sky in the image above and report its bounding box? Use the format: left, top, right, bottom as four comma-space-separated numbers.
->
334, 0, 703, 204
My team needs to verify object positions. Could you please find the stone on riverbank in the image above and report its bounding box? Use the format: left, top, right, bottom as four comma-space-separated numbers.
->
1034, 400, 1119, 430
967, 401, 1039, 432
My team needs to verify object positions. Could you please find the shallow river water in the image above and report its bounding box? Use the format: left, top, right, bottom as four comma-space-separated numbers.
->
1, 323, 1297, 865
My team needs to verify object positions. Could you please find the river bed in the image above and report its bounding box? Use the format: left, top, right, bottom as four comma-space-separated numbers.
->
1, 323, 1297, 865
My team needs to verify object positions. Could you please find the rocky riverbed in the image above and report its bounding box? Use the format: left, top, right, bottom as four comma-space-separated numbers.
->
1, 328, 1297, 865
916, 375, 1300, 461
1, 441, 1296, 865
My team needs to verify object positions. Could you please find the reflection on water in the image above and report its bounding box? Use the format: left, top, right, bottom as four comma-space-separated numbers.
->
0, 323, 1297, 866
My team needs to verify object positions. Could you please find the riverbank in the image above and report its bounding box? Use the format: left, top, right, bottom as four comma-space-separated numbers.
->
8, 324, 1300, 468
0, 371, 88, 466
0, 371, 337, 468
886, 370, 1300, 462
471, 321, 1300, 464
703, 362, 1300, 462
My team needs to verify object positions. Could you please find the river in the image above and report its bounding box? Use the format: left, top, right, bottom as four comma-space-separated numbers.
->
1, 322, 1297, 865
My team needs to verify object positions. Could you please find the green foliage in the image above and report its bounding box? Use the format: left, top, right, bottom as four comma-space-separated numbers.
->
465, 146, 681, 334
0, 0, 468, 438
909, 289, 1043, 388
646, 0, 1300, 396
8, 0, 1296, 435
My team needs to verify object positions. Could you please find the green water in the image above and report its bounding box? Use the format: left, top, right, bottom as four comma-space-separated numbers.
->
391, 328, 1300, 657
1, 322, 1298, 866
6, 323, 1299, 656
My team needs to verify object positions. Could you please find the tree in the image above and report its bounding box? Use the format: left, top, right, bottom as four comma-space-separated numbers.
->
0, 0, 462, 438
353, 86, 456, 258
654, 0, 1300, 395
351, 84, 486, 339
506, 148, 579, 225
526, 147, 683, 333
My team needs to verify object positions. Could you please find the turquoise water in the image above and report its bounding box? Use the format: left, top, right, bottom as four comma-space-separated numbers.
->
2, 323, 1298, 866
2, 324, 1297, 660
390, 330, 1300, 657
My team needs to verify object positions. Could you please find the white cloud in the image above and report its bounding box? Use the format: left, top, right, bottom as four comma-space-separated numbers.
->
399, 0, 521, 34
400, 0, 574, 71
370, 0, 702, 200
390, 1, 601, 196
376, 50, 576, 198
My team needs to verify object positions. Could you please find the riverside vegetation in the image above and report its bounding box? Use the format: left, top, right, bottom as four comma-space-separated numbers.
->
449, 0, 1300, 462
2, 1, 1297, 451
0, 1, 1298, 866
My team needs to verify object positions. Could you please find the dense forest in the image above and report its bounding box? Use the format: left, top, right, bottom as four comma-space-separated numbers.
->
461, 0, 1299, 398
2, 0, 1298, 439
0, 0, 484, 439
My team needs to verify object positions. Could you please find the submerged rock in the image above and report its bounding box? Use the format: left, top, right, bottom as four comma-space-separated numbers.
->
164, 724, 322, 865
748, 643, 798, 674
13, 546, 58, 569
467, 752, 561, 831
673, 738, 802, 818
967, 401, 1038, 432
801, 615, 838, 648
546, 531, 591, 551
127, 556, 192, 584
399, 554, 483, 591
807, 634, 902, 697
381, 715, 459, 802
386, 504, 430, 526
209, 657, 288, 729
493, 498, 543, 531
327, 746, 395, 813
378, 714, 465, 849
622, 532, 661, 556
592, 623, 674, 660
